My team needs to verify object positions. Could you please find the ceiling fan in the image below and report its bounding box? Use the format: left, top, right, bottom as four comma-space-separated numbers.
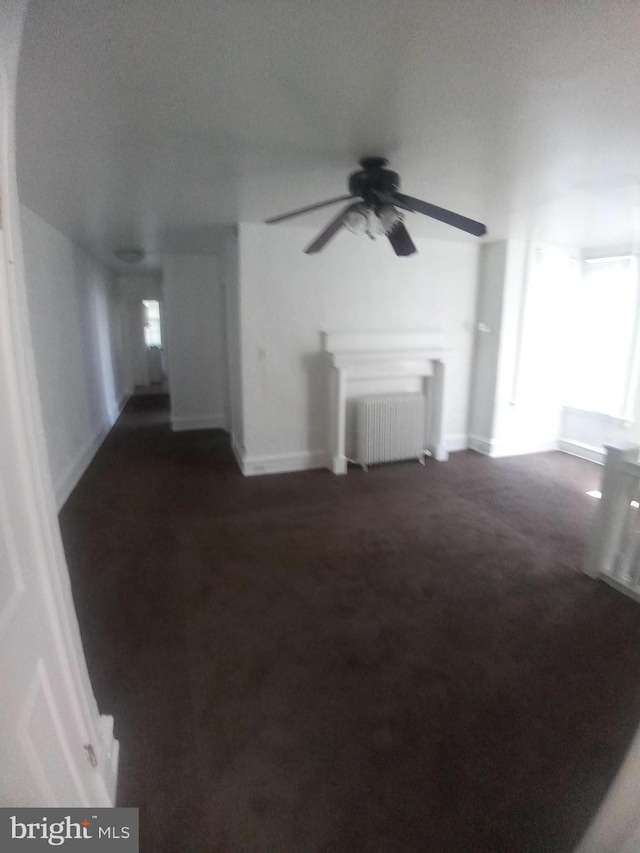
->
265, 156, 487, 256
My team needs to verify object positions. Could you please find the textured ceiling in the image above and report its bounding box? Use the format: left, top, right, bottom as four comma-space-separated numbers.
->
16, 0, 640, 271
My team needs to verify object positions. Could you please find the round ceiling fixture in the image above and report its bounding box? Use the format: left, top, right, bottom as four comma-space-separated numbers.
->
115, 247, 145, 264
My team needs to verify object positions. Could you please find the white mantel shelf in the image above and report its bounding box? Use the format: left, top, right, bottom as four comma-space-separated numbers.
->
328, 348, 451, 379
322, 330, 451, 474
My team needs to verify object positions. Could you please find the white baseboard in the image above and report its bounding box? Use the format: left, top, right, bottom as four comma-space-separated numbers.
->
444, 434, 469, 453
600, 572, 640, 603
54, 395, 128, 510
467, 433, 559, 459
55, 427, 109, 510
467, 434, 493, 455
331, 454, 348, 475
98, 713, 119, 806
557, 438, 605, 464
230, 433, 245, 473
108, 392, 128, 424
171, 413, 228, 432
491, 439, 559, 458
242, 449, 328, 477
243, 439, 467, 477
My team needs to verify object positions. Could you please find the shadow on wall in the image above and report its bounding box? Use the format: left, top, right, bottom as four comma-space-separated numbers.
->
73, 251, 121, 423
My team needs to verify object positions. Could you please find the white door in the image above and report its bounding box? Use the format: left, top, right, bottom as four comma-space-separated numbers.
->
0, 66, 117, 806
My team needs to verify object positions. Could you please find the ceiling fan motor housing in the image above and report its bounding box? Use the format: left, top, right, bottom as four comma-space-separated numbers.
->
349, 157, 400, 204
264, 154, 487, 253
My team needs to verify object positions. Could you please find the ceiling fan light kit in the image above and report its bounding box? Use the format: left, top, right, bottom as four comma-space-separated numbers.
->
265, 157, 487, 256
344, 203, 404, 239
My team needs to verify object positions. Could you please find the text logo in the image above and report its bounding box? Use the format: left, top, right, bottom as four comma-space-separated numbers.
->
1, 809, 138, 850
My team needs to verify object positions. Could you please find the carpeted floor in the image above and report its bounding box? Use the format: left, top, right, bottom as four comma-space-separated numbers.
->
58, 398, 640, 852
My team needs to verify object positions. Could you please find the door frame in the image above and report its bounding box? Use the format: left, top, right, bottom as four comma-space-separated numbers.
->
0, 18, 117, 806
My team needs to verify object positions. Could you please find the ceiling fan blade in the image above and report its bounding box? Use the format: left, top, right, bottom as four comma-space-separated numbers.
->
265, 195, 354, 224
393, 192, 487, 237
304, 203, 358, 254
387, 222, 417, 256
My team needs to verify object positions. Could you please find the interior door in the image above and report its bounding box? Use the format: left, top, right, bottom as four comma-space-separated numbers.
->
0, 72, 116, 807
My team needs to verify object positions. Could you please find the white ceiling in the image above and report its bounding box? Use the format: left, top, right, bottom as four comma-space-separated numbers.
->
16, 0, 640, 272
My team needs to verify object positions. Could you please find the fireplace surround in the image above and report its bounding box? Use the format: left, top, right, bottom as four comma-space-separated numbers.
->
322, 330, 451, 474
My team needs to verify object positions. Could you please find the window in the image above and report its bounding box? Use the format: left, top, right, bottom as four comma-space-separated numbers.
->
142, 300, 162, 348
515, 249, 579, 406
561, 256, 639, 418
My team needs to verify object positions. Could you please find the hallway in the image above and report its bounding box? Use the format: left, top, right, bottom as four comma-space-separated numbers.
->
58, 407, 640, 852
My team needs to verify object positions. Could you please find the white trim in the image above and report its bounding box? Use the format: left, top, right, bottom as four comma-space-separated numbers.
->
17, 663, 60, 807
55, 395, 128, 510
328, 349, 448, 376
467, 434, 493, 455
97, 713, 119, 805
113, 392, 129, 421
230, 433, 245, 473
489, 439, 559, 458
242, 450, 328, 477
171, 413, 228, 432
444, 434, 469, 453
240, 441, 468, 476
331, 454, 348, 475
509, 242, 533, 406
0, 477, 26, 641
468, 433, 559, 458
600, 573, 640, 604
557, 438, 605, 465
18, 659, 91, 807
55, 427, 109, 511
0, 31, 116, 806
561, 404, 630, 421
429, 444, 449, 462
324, 332, 450, 476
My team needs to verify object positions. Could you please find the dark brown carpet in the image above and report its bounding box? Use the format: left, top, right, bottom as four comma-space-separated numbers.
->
58, 404, 640, 852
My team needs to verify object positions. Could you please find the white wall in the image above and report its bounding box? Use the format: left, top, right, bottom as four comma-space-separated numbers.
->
237, 222, 479, 472
558, 247, 640, 459
491, 241, 572, 456
20, 205, 126, 508
468, 241, 507, 450
220, 227, 244, 460
469, 240, 574, 457
558, 408, 633, 463
163, 254, 229, 431
2, 0, 118, 807
118, 274, 162, 302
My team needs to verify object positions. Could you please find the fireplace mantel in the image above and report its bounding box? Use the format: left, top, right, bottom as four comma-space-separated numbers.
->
322, 331, 451, 474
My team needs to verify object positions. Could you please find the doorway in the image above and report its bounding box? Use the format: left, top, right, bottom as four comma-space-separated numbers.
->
137, 299, 168, 394
119, 298, 170, 428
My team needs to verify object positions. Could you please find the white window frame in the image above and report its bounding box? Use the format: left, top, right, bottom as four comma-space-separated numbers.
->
565, 254, 640, 420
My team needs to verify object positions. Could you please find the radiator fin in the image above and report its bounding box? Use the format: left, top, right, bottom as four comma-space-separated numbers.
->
356, 393, 425, 468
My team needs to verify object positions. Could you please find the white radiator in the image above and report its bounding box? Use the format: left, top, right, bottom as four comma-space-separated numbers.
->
356, 392, 426, 470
